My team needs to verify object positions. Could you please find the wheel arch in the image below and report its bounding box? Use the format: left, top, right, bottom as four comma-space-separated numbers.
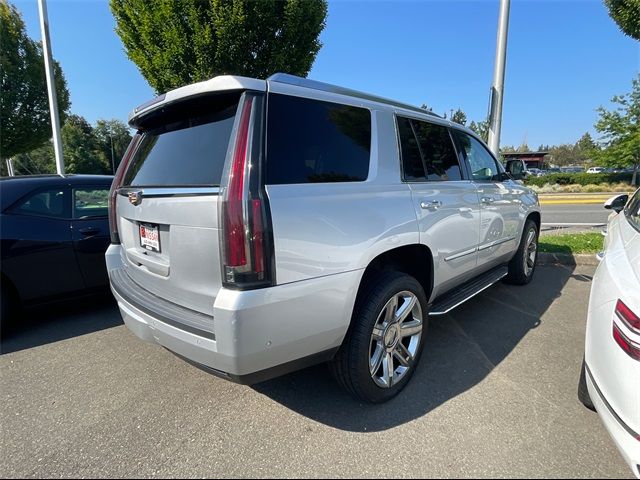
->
354, 244, 434, 314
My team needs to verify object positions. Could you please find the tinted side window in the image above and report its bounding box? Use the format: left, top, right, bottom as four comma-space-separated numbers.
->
412, 120, 462, 181
74, 187, 109, 219
397, 117, 425, 181
10, 188, 69, 219
625, 189, 640, 233
452, 130, 501, 181
266, 94, 371, 184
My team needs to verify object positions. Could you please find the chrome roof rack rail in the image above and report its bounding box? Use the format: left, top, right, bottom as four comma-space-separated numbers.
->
267, 73, 441, 118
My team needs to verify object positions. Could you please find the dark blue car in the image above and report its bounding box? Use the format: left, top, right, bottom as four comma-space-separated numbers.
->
1, 175, 114, 323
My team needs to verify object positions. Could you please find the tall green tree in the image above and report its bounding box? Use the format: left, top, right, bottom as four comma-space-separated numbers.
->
110, 0, 328, 93
61, 115, 110, 174
0, 0, 70, 159
93, 119, 132, 173
450, 108, 467, 126
594, 75, 640, 185
604, 0, 640, 40
7, 141, 54, 175
469, 120, 489, 142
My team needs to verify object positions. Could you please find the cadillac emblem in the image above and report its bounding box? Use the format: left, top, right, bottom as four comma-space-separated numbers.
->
128, 191, 143, 206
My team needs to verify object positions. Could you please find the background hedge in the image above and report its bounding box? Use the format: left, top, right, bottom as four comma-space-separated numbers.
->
524, 172, 634, 186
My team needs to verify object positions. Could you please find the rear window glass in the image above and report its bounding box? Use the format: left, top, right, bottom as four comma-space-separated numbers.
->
123, 96, 239, 187
266, 94, 371, 184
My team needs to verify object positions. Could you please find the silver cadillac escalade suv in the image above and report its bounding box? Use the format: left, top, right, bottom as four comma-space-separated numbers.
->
107, 73, 541, 403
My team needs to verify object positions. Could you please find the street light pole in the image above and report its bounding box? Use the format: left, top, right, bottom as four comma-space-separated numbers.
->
487, 0, 510, 157
109, 134, 115, 174
37, 0, 64, 175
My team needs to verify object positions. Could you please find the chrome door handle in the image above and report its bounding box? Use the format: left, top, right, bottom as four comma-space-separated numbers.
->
459, 207, 473, 214
480, 197, 494, 204
421, 200, 442, 210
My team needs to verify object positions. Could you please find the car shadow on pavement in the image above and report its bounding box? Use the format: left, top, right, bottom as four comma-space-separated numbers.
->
1, 293, 122, 355
252, 265, 575, 432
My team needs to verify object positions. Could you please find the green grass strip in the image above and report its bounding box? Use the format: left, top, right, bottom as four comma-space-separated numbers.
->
539, 232, 603, 254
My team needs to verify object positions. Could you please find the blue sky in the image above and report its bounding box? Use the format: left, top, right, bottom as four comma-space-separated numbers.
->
15, 0, 639, 148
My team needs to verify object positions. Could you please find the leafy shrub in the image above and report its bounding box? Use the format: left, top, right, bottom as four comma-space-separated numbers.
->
524, 172, 633, 187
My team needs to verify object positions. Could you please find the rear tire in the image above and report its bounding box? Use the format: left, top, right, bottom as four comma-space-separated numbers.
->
578, 358, 596, 411
329, 271, 428, 403
505, 219, 538, 285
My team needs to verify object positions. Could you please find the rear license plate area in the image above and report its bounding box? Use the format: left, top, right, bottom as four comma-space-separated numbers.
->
139, 223, 161, 252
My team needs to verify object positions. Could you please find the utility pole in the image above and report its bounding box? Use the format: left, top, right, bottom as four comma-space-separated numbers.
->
109, 134, 116, 174
487, 0, 510, 157
37, 0, 64, 175
6, 159, 15, 177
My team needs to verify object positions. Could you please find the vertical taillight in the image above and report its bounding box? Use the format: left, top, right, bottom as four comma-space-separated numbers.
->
108, 134, 141, 244
224, 96, 252, 268
220, 93, 273, 289
613, 299, 640, 361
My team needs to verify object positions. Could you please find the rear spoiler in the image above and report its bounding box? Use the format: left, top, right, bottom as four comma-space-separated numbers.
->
128, 75, 266, 129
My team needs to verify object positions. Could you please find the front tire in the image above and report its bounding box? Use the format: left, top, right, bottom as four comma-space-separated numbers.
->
505, 218, 538, 285
329, 271, 428, 403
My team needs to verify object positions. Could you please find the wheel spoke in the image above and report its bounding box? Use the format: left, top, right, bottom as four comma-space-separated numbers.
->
400, 319, 422, 338
372, 326, 385, 341
370, 343, 384, 375
382, 352, 395, 387
395, 294, 417, 324
384, 296, 398, 323
394, 342, 412, 367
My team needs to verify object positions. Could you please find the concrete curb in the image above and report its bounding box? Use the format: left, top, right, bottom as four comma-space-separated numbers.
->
538, 252, 600, 266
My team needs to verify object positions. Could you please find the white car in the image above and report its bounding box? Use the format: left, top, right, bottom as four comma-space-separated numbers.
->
587, 167, 605, 174
579, 188, 640, 478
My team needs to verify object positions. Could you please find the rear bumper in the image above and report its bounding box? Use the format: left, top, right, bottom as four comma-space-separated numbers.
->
586, 365, 640, 478
106, 244, 360, 383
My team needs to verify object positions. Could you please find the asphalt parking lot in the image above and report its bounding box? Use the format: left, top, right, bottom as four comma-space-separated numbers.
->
0, 265, 632, 478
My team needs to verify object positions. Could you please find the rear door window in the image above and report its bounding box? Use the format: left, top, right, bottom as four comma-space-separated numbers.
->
412, 120, 462, 181
397, 116, 426, 181
266, 94, 371, 184
123, 94, 240, 187
74, 187, 110, 218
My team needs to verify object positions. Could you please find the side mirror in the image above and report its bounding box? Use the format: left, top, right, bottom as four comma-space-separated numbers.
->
604, 194, 628, 213
505, 159, 526, 180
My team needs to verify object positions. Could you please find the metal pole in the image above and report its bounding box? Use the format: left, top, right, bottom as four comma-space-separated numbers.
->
487, 0, 510, 157
37, 0, 64, 175
6, 159, 15, 177
110, 134, 115, 174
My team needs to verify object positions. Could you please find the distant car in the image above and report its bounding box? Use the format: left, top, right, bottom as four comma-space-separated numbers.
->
1, 175, 114, 324
579, 188, 640, 478
561, 166, 585, 173
527, 167, 544, 177
587, 167, 605, 174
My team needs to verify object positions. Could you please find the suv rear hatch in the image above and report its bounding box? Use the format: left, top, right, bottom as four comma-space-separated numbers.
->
112, 84, 271, 317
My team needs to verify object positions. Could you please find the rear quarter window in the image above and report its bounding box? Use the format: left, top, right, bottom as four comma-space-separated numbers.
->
266, 94, 371, 184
